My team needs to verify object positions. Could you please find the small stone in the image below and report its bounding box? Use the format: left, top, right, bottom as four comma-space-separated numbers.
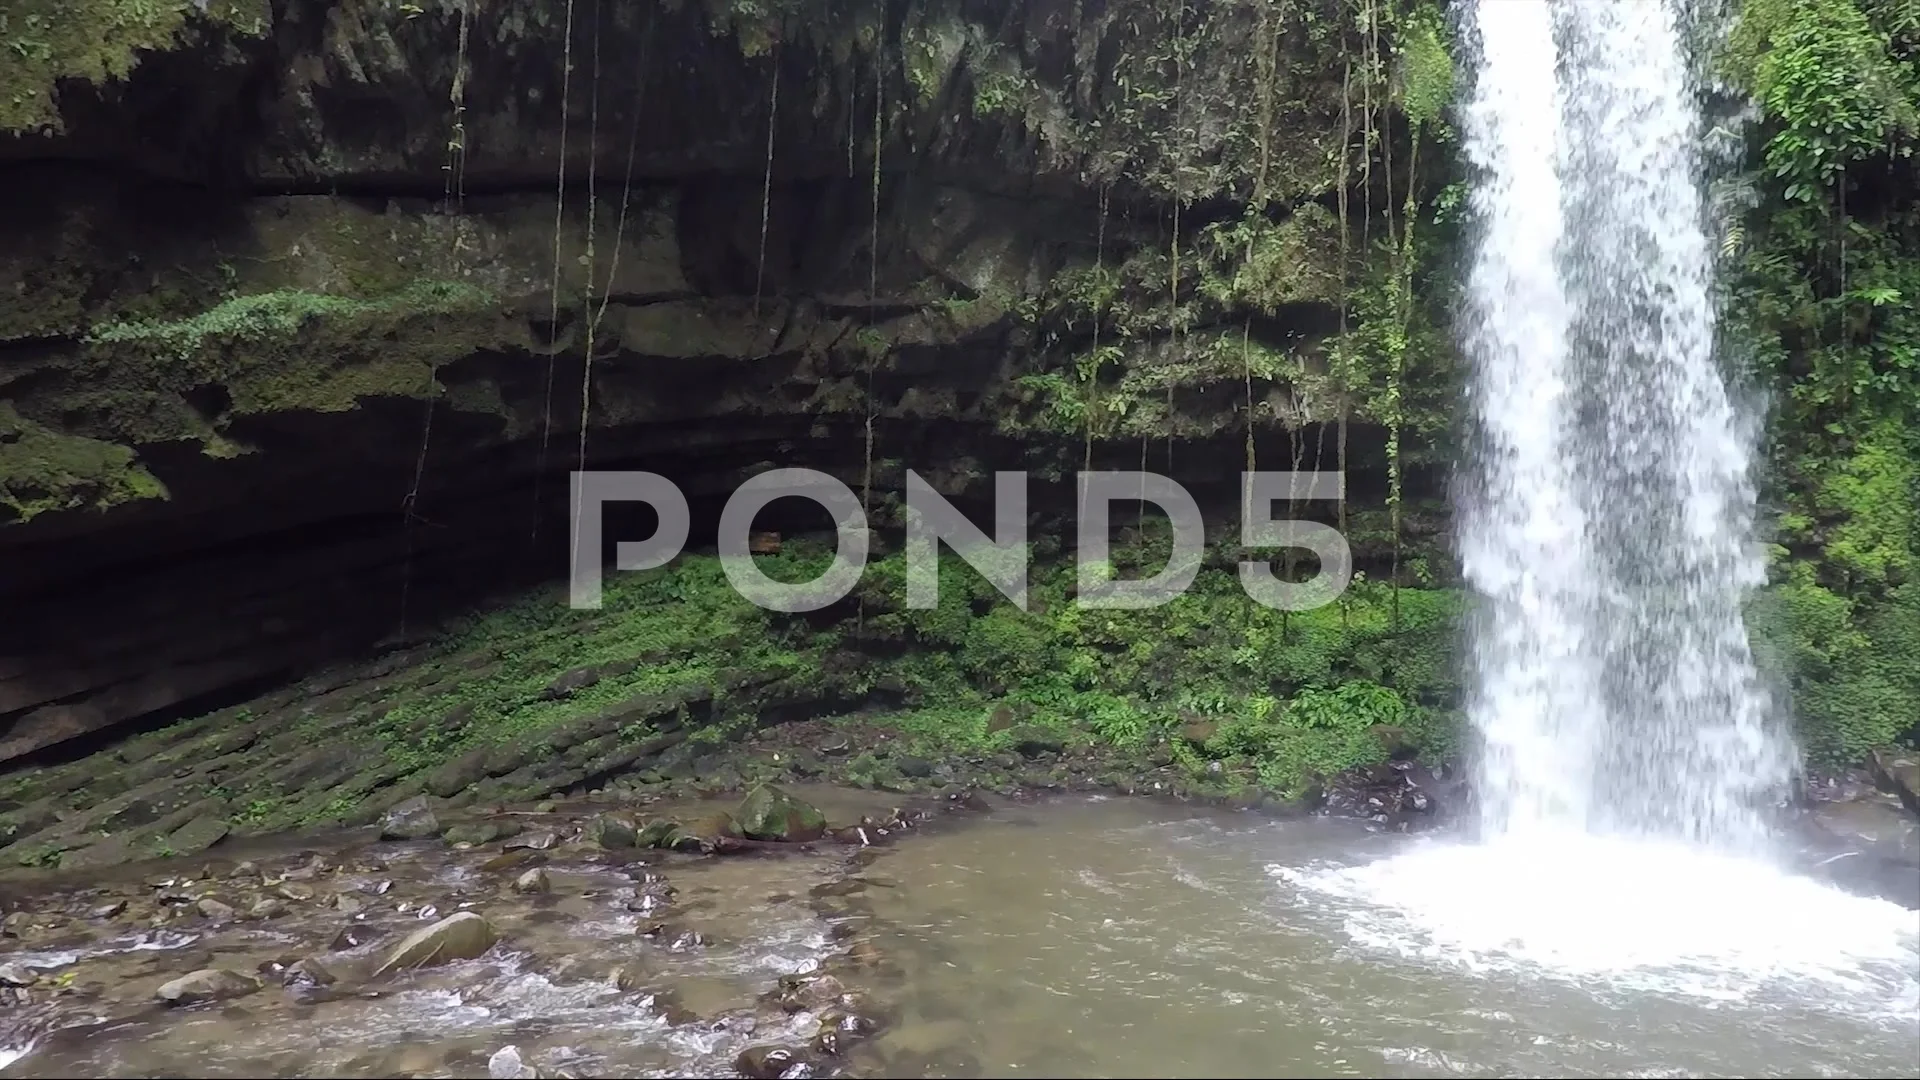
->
89, 899, 128, 919
229, 861, 259, 879
283, 957, 335, 987
196, 897, 236, 922
512, 868, 551, 895
0, 963, 37, 988
488, 1044, 538, 1079
249, 898, 287, 920
277, 883, 315, 901
156, 968, 261, 1005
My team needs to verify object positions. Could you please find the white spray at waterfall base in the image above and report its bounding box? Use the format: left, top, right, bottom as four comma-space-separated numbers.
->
1281, 0, 1919, 1030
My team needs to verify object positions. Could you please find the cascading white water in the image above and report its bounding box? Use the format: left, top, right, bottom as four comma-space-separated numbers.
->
1279, 0, 1920, 1023
1459, 0, 1794, 848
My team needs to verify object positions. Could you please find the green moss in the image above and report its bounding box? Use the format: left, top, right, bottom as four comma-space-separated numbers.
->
77, 280, 501, 426
0, 0, 269, 134
0, 402, 166, 522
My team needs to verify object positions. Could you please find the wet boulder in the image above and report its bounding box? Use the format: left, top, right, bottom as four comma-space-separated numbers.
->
511, 868, 551, 895
586, 814, 638, 850
735, 1045, 810, 1079
774, 972, 848, 1012
375, 911, 500, 974
380, 796, 441, 841
735, 784, 827, 843
156, 968, 261, 1005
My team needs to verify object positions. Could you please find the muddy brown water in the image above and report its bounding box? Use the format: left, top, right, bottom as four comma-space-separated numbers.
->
1, 792, 1916, 1079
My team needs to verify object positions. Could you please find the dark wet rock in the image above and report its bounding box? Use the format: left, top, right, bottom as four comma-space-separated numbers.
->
196, 897, 236, 922
1322, 760, 1463, 829
638, 920, 708, 950
894, 755, 936, 779
156, 968, 261, 1005
736, 1045, 809, 1079
838, 941, 888, 971
512, 868, 551, 894
0, 962, 36, 987
646, 988, 700, 1026
427, 749, 494, 799
810, 879, 868, 899
89, 899, 128, 919
443, 820, 522, 846
504, 830, 558, 852
375, 911, 500, 973
285, 957, 336, 987
587, 814, 638, 850
544, 665, 606, 699
1870, 748, 1920, 818
380, 796, 441, 841
819, 735, 852, 756
282, 855, 332, 881
775, 973, 848, 1012
1005, 725, 1066, 758
58, 835, 137, 871
736, 785, 827, 843
613, 960, 654, 993
819, 1006, 883, 1038
329, 925, 378, 951
168, 813, 232, 856
482, 849, 549, 874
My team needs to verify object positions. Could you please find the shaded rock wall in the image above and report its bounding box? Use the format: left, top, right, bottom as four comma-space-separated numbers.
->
1, 0, 1450, 763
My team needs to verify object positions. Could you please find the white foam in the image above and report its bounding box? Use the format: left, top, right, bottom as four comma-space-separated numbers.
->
1271, 832, 1920, 1029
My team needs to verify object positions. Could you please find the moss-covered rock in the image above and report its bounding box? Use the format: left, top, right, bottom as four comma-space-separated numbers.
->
735, 784, 827, 843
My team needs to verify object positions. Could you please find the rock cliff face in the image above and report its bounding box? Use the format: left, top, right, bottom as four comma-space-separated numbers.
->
0, 1, 1449, 787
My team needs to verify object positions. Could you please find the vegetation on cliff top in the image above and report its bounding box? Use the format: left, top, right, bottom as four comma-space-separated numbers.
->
0, 0, 269, 134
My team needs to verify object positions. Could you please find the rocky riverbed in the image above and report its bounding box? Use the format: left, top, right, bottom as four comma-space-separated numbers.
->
0, 773, 1914, 1080
0, 782, 984, 1078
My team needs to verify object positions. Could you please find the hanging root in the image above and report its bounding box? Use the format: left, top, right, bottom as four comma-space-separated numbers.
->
577, 0, 603, 479
755, 43, 780, 323
398, 0, 475, 637
532, 0, 580, 544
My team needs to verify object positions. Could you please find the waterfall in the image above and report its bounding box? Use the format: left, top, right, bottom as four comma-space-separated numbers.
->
1283, 0, 1919, 1009
1457, 0, 1795, 851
